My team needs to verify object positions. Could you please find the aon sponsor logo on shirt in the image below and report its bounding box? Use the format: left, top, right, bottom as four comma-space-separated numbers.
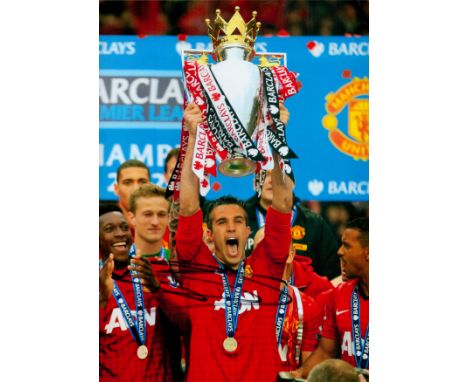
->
341, 330, 367, 357
104, 307, 156, 334
214, 291, 260, 314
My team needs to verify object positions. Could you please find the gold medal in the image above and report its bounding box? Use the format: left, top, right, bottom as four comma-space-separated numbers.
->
223, 337, 238, 353
137, 345, 148, 360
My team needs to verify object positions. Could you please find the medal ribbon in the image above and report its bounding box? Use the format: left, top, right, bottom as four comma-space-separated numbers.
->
275, 280, 291, 347
256, 204, 297, 229
141, 247, 166, 259
291, 285, 304, 365
99, 246, 146, 347
213, 256, 246, 339
272, 205, 298, 352
127, 244, 147, 347
351, 286, 369, 368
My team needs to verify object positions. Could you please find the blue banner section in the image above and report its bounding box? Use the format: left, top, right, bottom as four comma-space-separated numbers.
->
100, 35, 369, 201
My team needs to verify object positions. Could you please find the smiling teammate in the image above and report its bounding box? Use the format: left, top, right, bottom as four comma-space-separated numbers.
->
99, 194, 181, 381
99, 205, 132, 272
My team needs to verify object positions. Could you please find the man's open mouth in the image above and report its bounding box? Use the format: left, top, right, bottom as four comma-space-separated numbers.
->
226, 238, 239, 256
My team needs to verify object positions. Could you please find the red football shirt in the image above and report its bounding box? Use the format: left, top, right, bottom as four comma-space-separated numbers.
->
99, 260, 176, 382
156, 206, 291, 382
320, 278, 369, 369
278, 285, 321, 371
292, 256, 334, 298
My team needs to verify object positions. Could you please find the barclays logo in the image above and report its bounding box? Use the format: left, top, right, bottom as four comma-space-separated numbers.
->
307, 180, 368, 196
99, 41, 136, 55
308, 179, 324, 196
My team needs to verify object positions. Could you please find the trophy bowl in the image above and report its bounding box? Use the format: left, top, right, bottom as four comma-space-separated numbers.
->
210, 44, 261, 176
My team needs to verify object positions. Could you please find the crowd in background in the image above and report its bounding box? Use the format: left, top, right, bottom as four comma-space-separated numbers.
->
99, 0, 369, 37
303, 201, 368, 245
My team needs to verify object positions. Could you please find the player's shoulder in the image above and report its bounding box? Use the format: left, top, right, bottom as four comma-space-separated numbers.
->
335, 279, 359, 295
179, 208, 204, 221
296, 287, 316, 306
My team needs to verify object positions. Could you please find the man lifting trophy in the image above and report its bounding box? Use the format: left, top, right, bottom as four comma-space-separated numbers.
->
166, 6, 301, 199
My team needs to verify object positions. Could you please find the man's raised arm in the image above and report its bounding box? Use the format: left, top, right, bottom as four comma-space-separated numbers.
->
271, 103, 294, 214
179, 103, 203, 217
176, 103, 205, 262
263, 104, 295, 267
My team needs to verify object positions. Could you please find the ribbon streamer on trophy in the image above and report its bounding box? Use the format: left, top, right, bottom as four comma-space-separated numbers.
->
166, 6, 301, 200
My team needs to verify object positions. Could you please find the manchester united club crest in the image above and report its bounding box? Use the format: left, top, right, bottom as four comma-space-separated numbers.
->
322, 77, 369, 161
291, 225, 306, 240
244, 264, 253, 278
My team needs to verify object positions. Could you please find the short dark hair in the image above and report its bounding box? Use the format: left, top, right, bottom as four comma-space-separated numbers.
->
205, 195, 248, 230
129, 184, 168, 214
99, 203, 122, 217
345, 217, 369, 248
307, 359, 359, 382
116, 159, 150, 182
164, 147, 180, 174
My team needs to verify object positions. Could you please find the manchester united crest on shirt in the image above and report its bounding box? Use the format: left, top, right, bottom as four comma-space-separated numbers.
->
291, 225, 306, 240
245, 264, 254, 277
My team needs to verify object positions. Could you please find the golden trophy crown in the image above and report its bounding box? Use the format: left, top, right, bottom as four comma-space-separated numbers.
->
206, 6, 261, 61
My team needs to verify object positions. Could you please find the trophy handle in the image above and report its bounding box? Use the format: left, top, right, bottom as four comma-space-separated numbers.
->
181, 49, 287, 67
181, 49, 214, 65
255, 52, 287, 67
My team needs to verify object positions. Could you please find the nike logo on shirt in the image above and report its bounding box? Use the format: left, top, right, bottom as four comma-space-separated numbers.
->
336, 309, 349, 316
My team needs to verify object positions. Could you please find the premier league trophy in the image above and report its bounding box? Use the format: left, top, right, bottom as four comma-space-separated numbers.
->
167, 6, 300, 199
